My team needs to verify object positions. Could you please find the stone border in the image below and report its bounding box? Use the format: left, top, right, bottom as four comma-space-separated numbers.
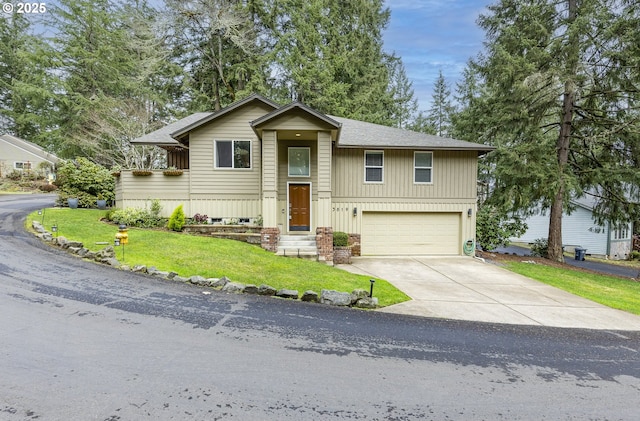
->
31, 221, 378, 309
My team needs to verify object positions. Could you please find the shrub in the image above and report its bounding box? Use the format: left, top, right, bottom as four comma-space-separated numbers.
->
530, 237, 549, 258
630, 250, 640, 261
6, 170, 22, 180
333, 231, 348, 247
167, 205, 186, 231
55, 158, 114, 208
39, 183, 57, 192
192, 213, 209, 224
476, 205, 528, 251
107, 200, 164, 228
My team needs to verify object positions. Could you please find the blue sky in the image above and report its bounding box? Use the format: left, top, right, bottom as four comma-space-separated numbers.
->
383, 0, 489, 111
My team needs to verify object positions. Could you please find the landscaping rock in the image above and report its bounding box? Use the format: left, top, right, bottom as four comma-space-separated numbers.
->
32, 221, 46, 233
131, 265, 147, 273
354, 297, 378, 309
244, 284, 259, 294
103, 258, 121, 267
350, 289, 370, 304
276, 289, 299, 300
77, 248, 89, 257
84, 251, 96, 260
68, 247, 82, 254
167, 271, 179, 280
210, 278, 228, 288
189, 275, 208, 286
321, 289, 351, 306
54, 236, 68, 247
94, 246, 115, 261
120, 265, 131, 272
173, 276, 189, 283
301, 290, 319, 302
41, 233, 53, 242
66, 241, 83, 249
222, 282, 245, 293
258, 284, 277, 296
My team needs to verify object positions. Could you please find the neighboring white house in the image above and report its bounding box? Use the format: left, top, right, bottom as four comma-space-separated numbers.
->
0, 134, 60, 179
511, 194, 634, 260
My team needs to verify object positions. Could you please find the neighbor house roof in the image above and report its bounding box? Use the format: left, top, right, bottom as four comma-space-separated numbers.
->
0, 134, 60, 164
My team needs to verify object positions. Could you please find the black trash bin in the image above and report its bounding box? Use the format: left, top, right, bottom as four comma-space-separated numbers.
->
574, 247, 586, 261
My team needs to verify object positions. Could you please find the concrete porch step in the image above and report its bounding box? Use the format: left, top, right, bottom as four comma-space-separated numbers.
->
277, 235, 318, 258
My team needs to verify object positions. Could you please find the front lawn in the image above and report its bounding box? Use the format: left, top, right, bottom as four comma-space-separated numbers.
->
27, 208, 410, 307
505, 262, 640, 315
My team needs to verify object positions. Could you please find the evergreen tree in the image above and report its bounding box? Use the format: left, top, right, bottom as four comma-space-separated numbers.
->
50, 0, 176, 166
387, 56, 418, 129
476, 0, 640, 261
269, 0, 408, 124
427, 70, 454, 137
0, 13, 58, 147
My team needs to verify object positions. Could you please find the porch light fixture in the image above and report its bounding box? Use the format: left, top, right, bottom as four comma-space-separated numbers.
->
353, 207, 357, 217
467, 208, 473, 217
295, 133, 301, 137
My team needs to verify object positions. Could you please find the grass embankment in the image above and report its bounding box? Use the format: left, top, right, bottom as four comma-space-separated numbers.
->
27, 208, 410, 307
505, 262, 640, 315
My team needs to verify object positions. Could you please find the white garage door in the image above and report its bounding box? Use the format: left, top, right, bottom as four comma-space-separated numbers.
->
361, 212, 461, 255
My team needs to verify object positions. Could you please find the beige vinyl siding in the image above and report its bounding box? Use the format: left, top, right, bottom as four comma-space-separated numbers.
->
332, 149, 478, 200
188, 104, 272, 197
115, 170, 190, 216
277, 139, 318, 201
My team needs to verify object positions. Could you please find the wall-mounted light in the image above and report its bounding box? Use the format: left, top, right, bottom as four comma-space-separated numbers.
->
467, 208, 473, 217
353, 207, 358, 217
295, 133, 301, 137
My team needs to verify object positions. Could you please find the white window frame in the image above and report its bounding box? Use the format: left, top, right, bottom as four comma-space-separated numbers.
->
414, 151, 433, 184
14, 161, 32, 171
214, 140, 252, 169
288, 147, 311, 177
364, 150, 384, 183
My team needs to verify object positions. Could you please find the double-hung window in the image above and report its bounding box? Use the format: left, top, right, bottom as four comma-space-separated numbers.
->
414, 151, 433, 184
364, 151, 383, 183
215, 140, 251, 169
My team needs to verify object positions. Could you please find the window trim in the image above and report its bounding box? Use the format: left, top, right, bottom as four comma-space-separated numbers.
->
14, 161, 32, 171
414, 151, 433, 184
288, 147, 311, 177
364, 150, 384, 184
214, 139, 252, 170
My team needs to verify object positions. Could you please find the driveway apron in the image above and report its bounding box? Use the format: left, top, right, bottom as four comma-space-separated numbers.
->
338, 256, 640, 331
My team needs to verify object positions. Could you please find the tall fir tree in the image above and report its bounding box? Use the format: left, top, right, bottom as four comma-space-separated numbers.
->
0, 13, 59, 148
476, 0, 640, 261
427, 70, 454, 137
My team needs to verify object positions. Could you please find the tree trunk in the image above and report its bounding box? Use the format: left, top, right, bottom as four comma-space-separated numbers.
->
548, 0, 578, 262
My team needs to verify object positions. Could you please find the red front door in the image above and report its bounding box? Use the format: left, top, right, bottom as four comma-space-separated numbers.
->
289, 184, 310, 231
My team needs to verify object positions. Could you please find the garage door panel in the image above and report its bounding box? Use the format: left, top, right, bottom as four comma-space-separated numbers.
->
362, 212, 460, 255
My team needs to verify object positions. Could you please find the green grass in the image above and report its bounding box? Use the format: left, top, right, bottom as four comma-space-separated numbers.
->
27, 208, 410, 307
505, 262, 640, 315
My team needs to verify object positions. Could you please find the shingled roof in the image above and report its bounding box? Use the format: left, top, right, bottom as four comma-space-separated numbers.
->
130, 95, 493, 154
331, 116, 494, 153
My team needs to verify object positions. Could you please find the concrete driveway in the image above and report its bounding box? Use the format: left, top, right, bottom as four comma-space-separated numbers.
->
338, 256, 640, 331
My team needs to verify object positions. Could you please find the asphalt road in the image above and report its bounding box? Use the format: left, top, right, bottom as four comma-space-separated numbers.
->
1, 194, 639, 420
